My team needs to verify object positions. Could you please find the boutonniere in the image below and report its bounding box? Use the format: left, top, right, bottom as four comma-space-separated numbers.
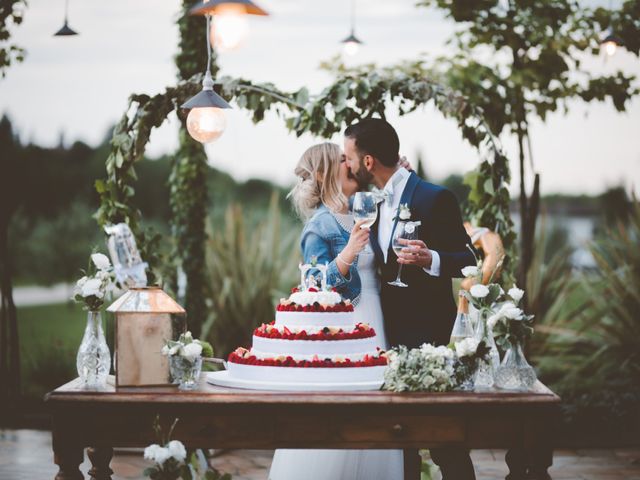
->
394, 203, 412, 222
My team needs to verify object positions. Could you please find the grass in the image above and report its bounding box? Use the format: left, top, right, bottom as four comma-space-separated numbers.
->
18, 302, 93, 400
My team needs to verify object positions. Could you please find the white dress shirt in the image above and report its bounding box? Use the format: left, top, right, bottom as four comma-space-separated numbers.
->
377, 168, 440, 276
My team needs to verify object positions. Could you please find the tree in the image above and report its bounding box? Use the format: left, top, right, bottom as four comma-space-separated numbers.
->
0, 0, 27, 78
418, 0, 640, 297
169, 1, 218, 337
0, 116, 23, 412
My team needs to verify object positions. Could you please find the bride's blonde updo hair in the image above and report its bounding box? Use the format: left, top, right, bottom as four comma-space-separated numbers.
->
288, 142, 348, 219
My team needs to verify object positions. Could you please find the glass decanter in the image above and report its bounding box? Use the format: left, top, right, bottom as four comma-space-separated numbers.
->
76, 310, 111, 389
495, 342, 537, 391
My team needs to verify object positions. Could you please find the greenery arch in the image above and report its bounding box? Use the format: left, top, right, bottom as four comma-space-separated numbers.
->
95, 68, 516, 312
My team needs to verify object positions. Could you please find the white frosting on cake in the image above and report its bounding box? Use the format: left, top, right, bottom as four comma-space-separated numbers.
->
275, 311, 355, 328
227, 362, 386, 383
288, 290, 342, 306
252, 336, 379, 356
261, 324, 365, 335
249, 348, 379, 362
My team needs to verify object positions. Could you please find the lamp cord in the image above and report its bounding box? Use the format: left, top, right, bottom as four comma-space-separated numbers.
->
205, 14, 213, 76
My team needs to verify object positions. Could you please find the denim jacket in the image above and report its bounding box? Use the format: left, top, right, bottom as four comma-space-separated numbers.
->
300, 205, 361, 304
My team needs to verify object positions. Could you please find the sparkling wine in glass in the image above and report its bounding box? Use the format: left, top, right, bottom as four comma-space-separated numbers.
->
388, 222, 418, 288
353, 192, 378, 229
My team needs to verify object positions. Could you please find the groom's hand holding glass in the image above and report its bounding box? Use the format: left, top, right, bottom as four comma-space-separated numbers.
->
396, 239, 433, 269
335, 219, 371, 277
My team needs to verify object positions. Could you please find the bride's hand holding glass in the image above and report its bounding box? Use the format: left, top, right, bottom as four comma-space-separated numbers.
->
335, 219, 370, 275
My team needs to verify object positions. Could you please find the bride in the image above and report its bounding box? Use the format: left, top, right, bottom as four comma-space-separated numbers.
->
268, 142, 404, 480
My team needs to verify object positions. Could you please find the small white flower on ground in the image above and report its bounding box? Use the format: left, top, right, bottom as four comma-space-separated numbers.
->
81, 278, 103, 298
167, 440, 187, 462
182, 342, 202, 360
144, 444, 171, 464
470, 284, 489, 299
91, 253, 111, 271
461, 266, 479, 278
508, 286, 525, 303
455, 337, 480, 357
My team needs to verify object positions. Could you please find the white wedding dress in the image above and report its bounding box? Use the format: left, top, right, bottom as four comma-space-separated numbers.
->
269, 214, 404, 480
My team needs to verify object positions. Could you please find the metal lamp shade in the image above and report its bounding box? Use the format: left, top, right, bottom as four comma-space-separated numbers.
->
181, 89, 232, 110
189, 0, 269, 16
341, 32, 363, 45
601, 33, 624, 47
107, 287, 186, 387
54, 21, 78, 36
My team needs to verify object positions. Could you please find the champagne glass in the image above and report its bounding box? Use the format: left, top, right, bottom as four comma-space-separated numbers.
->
352, 192, 377, 253
388, 222, 418, 288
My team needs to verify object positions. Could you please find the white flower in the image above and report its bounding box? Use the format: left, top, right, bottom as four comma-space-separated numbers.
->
508, 286, 525, 303
167, 440, 187, 462
76, 276, 88, 288
487, 313, 501, 330
461, 266, 479, 278
144, 444, 171, 464
81, 278, 103, 298
169, 345, 180, 356
398, 203, 411, 220
161, 345, 170, 356
182, 342, 202, 360
91, 253, 111, 271
184, 331, 193, 341
503, 306, 524, 320
470, 284, 489, 299
455, 337, 480, 357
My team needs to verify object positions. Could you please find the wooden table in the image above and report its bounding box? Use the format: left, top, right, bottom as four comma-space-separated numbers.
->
45, 376, 560, 480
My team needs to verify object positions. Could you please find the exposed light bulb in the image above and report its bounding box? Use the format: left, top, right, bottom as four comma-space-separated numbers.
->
343, 40, 359, 56
186, 107, 227, 143
212, 4, 250, 52
603, 40, 617, 57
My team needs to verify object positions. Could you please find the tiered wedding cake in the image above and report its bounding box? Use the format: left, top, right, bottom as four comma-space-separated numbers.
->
208, 262, 388, 390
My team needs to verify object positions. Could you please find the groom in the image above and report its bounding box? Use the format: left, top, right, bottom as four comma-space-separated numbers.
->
344, 118, 477, 480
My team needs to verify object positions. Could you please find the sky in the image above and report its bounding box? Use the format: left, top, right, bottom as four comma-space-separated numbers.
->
1, 0, 639, 195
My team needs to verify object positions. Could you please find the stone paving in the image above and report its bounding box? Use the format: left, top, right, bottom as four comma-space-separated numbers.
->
1, 430, 639, 480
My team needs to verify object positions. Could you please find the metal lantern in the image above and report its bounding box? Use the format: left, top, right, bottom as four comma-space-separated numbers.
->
107, 287, 186, 387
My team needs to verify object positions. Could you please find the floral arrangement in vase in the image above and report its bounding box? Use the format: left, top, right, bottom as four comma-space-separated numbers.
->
382, 338, 489, 392
144, 417, 230, 480
162, 332, 213, 390
72, 252, 115, 388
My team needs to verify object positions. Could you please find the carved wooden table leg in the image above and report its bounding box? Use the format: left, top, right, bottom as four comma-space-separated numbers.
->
526, 447, 552, 480
403, 448, 421, 480
505, 447, 527, 480
53, 445, 84, 480
88, 447, 114, 480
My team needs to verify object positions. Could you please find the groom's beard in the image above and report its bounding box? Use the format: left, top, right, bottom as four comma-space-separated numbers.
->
349, 160, 374, 190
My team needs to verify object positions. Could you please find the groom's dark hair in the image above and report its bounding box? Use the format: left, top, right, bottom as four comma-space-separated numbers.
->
344, 118, 399, 167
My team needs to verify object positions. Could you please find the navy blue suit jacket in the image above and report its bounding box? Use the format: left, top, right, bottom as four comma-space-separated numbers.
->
371, 172, 475, 348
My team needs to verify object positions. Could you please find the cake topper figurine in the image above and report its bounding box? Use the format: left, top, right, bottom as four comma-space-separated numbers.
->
298, 258, 329, 291
104, 223, 148, 288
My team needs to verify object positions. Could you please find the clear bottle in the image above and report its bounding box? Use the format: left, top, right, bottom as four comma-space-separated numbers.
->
76, 310, 111, 389
495, 343, 537, 391
450, 291, 475, 344
473, 309, 501, 390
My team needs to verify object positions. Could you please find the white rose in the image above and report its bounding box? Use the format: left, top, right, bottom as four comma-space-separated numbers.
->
91, 253, 111, 271
504, 306, 523, 320
167, 440, 187, 462
487, 313, 501, 330
508, 286, 525, 303
182, 342, 202, 360
470, 284, 489, 299
184, 331, 193, 341
461, 266, 479, 278
81, 278, 102, 298
455, 337, 479, 357
398, 204, 411, 220
154, 446, 171, 465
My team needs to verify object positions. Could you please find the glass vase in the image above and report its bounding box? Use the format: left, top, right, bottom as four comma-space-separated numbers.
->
495, 343, 537, 391
169, 356, 203, 390
473, 311, 501, 390
76, 310, 111, 389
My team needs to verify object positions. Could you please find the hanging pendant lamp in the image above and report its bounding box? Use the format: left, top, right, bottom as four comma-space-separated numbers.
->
54, 0, 78, 36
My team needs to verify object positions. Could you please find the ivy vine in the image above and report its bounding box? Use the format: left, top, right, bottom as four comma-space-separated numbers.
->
96, 67, 516, 286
